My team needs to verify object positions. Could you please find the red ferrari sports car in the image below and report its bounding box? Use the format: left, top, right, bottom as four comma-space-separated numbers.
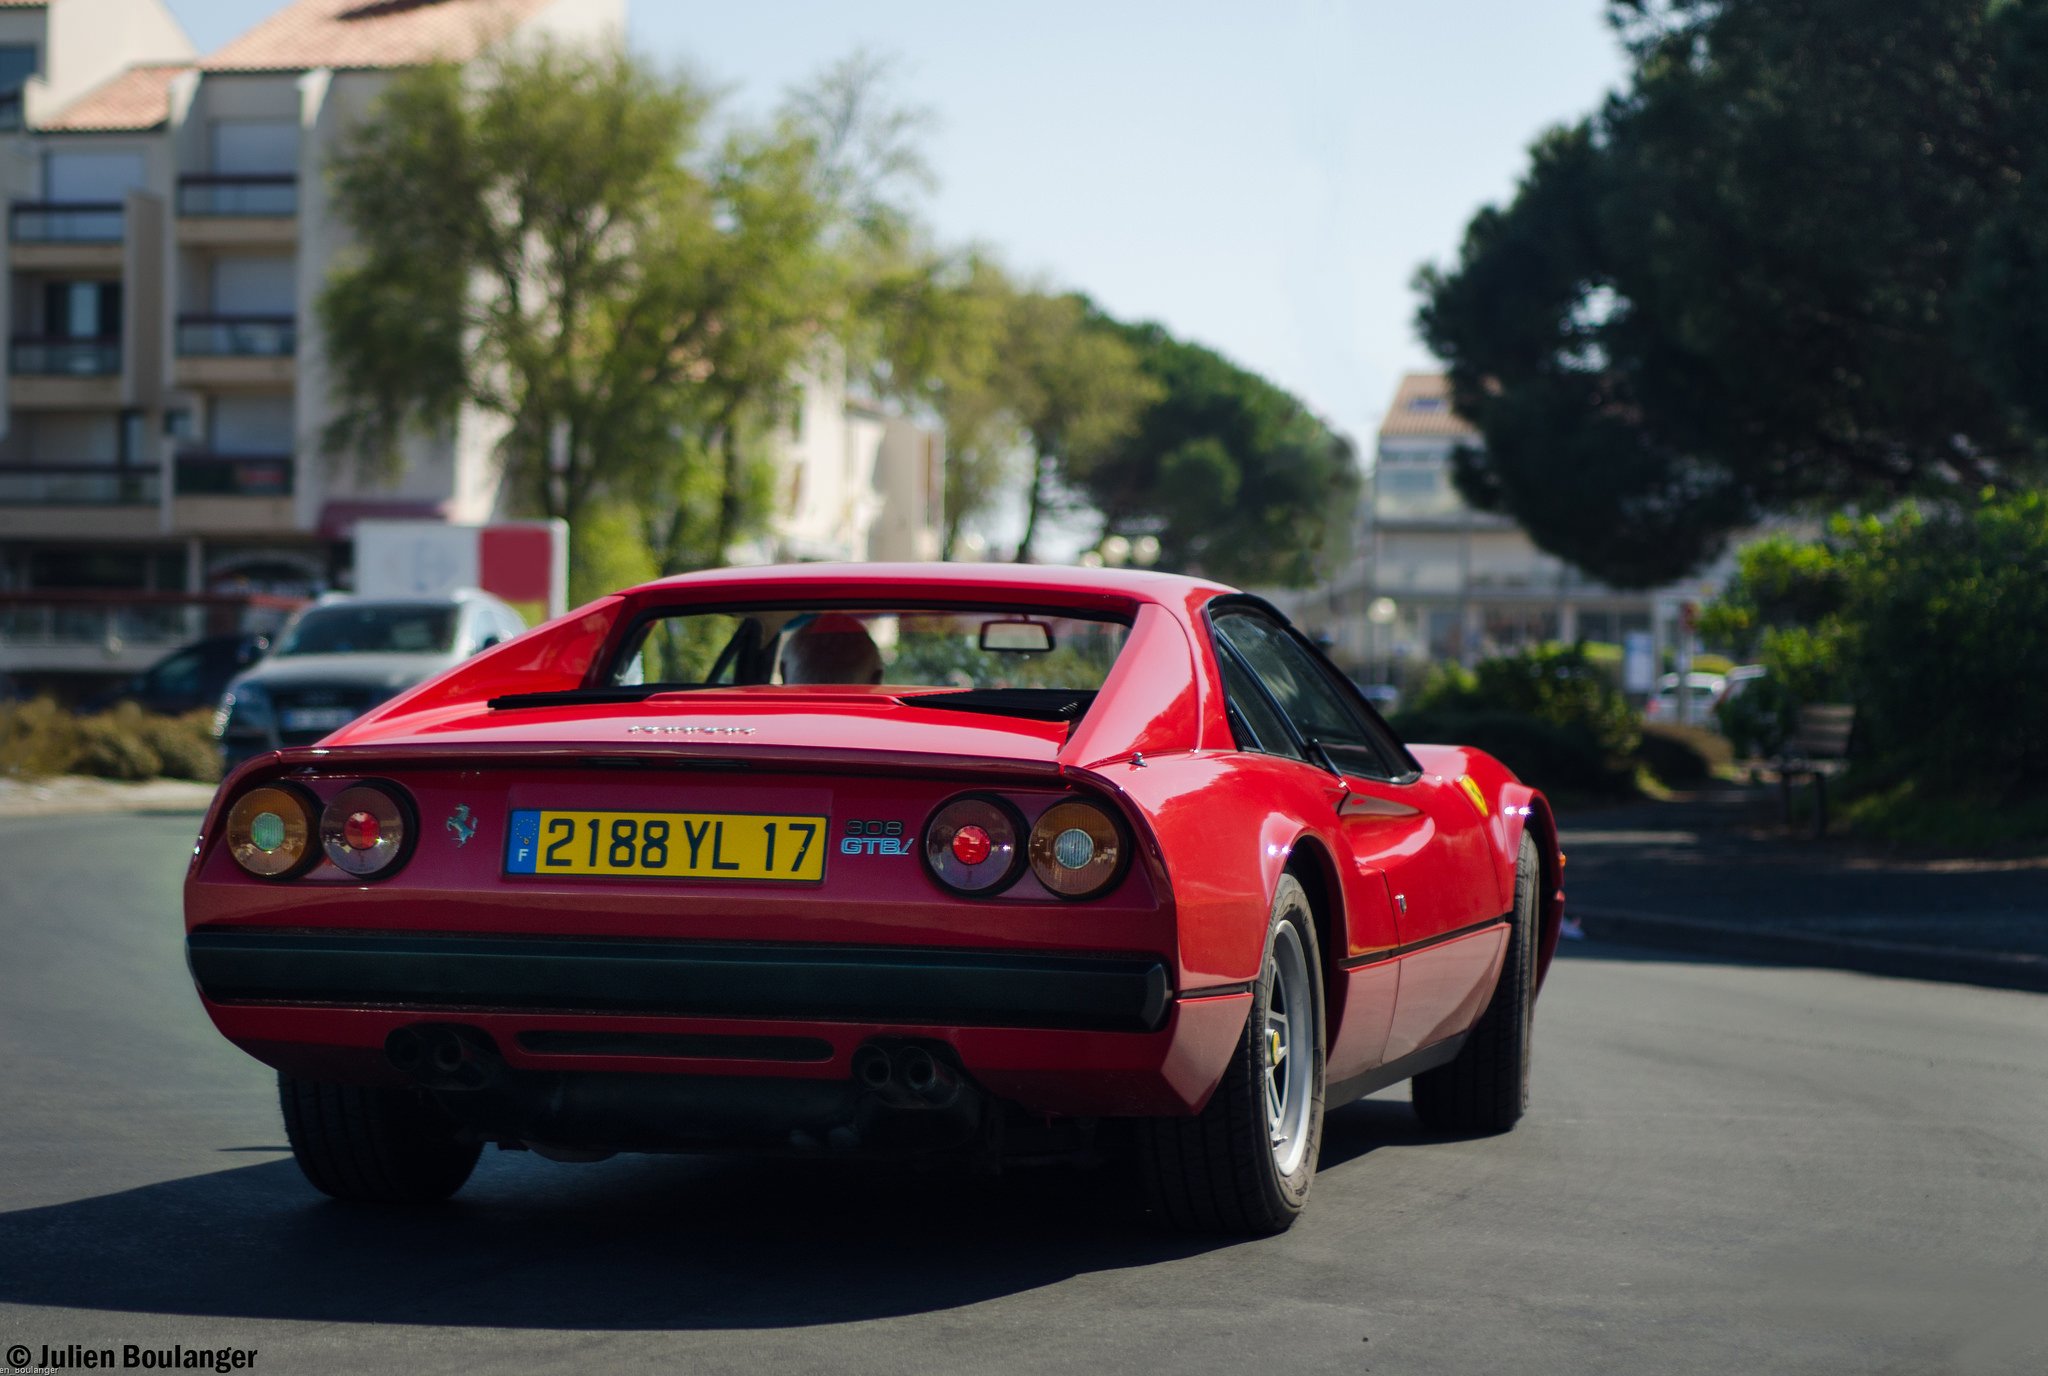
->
184, 563, 1563, 1234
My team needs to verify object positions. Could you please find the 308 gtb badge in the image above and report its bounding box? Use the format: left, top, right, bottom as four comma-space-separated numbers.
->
840, 819, 910, 856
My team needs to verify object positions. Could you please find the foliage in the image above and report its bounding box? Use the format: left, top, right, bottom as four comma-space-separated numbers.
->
1, 700, 218, 783
1413, 642, 1641, 762
859, 251, 1027, 556
1705, 493, 2048, 813
320, 42, 871, 568
1002, 293, 1160, 562
1391, 708, 1635, 798
1416, 0, 2048, 588
1078, 315, 1360, 586
0, 697, 81, 778
1635, 722, 1732, 787
1843, 493, 2048, 803
1714, 673, 1797, 759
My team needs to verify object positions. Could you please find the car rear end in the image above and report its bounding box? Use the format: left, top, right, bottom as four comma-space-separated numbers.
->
183, 609, 1232, 1164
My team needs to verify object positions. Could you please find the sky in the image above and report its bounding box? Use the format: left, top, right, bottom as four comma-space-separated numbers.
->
165, 0, 1627, 461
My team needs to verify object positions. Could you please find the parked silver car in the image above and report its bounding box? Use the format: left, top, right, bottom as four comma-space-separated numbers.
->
215, 590, 528, 769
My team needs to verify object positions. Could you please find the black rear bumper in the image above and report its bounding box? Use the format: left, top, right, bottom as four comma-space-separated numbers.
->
186, 929, 1173, 1033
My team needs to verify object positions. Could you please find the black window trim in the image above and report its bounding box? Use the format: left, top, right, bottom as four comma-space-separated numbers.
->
1203, 594, 1422, 785
597, 599, 1138, 692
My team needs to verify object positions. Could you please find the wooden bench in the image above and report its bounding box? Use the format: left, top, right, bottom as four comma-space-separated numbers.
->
1777, 703, 1855, 837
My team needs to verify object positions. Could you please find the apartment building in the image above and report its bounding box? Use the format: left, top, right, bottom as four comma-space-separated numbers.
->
0, 0, 944, 693
1283, 372, 1730, 686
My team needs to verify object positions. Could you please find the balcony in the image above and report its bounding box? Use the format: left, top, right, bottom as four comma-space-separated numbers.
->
174, 452, 294, 497
0, 464, 159, 505
174, 314, 295, 388
12, 201, 125, 243
178, 174, 296, 217
171, 453, 297, 535
177, 175, 296, 246
9, 201, 127, 272
0, 589, 305, 677
10, 336, 121, 376
177, 314, 295, 357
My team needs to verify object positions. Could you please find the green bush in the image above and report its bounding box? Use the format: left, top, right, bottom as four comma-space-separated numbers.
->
73, 704, 164, 781
0, 697, 83, 778
1844, 493, 2048, 805
1, 698, 220, 783
1412, 643, 1641, 761
140, 710, 224, 783
1391, 707, 1635, 798
1636, 722, 1734, 786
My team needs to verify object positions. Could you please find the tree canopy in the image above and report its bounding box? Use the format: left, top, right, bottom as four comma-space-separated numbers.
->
1079, 314, 1358, 585
1417, 0, 2048, 588
321, 39, 1356, 591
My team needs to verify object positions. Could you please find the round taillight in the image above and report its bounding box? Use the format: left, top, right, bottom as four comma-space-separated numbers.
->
320, 783, 411, 878
1028, 799, 1126, 899
225, 785, 317, 879
951, 825, 993, 866
923, 796, 1024, 895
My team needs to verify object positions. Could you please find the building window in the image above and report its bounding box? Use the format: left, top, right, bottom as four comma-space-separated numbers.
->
0, 46, 36, 131
1408, 396, 1446, 412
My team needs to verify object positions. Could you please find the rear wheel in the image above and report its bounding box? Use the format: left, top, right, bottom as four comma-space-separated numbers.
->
1412, 833, 1540, 1134
1139, 874, 1325, 1234
279, 1074, 481, 1204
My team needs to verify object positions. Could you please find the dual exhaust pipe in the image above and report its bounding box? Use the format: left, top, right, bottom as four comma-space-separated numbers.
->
851, 1042, 962, 1109
386, 1024, 501, 1090
387, 1024, 967, 1115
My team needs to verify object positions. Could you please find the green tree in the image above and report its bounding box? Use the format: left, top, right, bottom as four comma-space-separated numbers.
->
1081, 315, 1359, 585
319, 42, 856, 568
1003, 292, 1159, 563
1417, 0, 2047, 588
860, 250, 1025, 557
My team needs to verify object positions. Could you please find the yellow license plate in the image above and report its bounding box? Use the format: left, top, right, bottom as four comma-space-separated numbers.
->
505, 809, 828, 881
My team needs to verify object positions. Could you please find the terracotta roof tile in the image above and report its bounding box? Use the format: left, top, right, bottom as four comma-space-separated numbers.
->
202, 0, 555, 73
37, 62, 192, 131
1377, 372, 1481, 441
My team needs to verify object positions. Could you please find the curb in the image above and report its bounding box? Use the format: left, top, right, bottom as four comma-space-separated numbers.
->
1570, 908, 2048, 995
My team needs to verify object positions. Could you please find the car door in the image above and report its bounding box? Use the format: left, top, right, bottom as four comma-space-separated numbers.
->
1208, 604, 1505, 1067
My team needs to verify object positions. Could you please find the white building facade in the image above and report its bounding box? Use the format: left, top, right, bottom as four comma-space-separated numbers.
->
1286, 373, 1732, 687
0, 0, 942, 689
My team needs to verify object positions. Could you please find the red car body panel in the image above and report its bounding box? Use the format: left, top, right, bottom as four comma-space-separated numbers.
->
184, 563, 1561, 1130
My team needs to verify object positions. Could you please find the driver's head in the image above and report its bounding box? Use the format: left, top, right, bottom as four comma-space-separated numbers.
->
781, 613, 883, 685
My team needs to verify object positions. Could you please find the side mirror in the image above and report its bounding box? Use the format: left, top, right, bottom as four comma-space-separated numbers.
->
979, 618, 1053, 654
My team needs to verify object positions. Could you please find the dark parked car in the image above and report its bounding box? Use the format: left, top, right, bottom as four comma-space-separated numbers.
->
214, 590, 527, 769
82, 634, 270, 715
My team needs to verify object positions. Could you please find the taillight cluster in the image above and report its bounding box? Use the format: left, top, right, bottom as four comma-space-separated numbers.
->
921, 793, 1127, 900
223, 780, 413, 881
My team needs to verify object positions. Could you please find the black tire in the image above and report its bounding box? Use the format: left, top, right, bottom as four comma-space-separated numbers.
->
278, 1074, 481, 1204
1412, 833, 1540, 1134
1139, 874, 1325, 1235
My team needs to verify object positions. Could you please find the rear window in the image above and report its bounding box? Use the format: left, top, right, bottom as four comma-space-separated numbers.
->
276, 604, 457, 656
609, 607, 1131, 692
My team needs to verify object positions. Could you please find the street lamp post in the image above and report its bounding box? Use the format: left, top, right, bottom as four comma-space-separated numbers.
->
1367, 596, 1397, 686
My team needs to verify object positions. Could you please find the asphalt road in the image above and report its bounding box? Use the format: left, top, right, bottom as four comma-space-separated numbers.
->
2, 811, 2044, 1375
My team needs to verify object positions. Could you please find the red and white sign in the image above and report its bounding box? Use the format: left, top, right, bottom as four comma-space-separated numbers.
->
352, 520, 569, 626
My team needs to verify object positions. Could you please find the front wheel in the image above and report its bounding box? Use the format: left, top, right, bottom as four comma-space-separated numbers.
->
1138, 874, 1325, 1235
1412, 832, 1540, 1134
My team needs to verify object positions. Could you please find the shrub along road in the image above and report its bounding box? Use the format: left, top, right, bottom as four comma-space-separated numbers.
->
1, 810, 2043, 1374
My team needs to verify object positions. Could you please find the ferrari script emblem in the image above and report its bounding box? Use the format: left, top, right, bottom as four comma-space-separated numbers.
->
446, 805, 477, 846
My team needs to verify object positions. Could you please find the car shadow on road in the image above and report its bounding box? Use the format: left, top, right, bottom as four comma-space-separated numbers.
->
0, 1149, 1214, 1329
0, 1102, 1443, 1330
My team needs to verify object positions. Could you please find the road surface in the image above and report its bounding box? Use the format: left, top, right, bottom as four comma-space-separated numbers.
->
1, 811, 2043, 1374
